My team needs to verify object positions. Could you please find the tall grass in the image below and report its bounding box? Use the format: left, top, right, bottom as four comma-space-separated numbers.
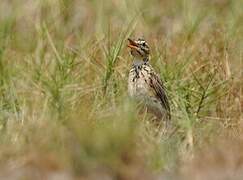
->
0, 0, 242, 179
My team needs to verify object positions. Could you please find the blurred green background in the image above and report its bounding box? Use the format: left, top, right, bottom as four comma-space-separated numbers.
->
0, 0, 242, 179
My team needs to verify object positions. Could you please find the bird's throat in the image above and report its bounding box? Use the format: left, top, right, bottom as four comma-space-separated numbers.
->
132, 57, 148, 66
133, 59, 144, 66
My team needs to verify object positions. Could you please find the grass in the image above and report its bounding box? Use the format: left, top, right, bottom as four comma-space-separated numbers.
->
0, 0, 242, 179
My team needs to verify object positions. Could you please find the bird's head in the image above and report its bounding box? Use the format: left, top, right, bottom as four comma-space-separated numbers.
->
127, 38, 150, 61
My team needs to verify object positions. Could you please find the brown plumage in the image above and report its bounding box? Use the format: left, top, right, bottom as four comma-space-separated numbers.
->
127, 38, 170, 121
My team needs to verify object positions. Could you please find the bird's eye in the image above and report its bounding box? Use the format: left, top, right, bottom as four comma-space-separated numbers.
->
142, 42, 146, 47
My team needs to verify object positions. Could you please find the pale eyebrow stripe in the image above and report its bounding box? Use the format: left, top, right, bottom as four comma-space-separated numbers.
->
136, 40, 146, 44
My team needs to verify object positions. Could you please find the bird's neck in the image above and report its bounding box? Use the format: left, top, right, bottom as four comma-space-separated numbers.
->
132, 57, 149, 66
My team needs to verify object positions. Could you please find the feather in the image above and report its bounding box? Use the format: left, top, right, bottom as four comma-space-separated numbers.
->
149, 71, 171, 120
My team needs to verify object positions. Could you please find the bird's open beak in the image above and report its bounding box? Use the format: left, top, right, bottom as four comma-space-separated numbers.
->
127, 38, 138, 50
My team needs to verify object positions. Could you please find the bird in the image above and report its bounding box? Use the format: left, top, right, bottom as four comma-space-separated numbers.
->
127, 38, 171, 123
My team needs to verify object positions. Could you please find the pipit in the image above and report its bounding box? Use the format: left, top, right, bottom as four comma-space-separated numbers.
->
127, 38, 171, 122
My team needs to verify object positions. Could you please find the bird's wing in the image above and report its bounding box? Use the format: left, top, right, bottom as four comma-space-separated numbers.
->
149, 71, 171, 118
